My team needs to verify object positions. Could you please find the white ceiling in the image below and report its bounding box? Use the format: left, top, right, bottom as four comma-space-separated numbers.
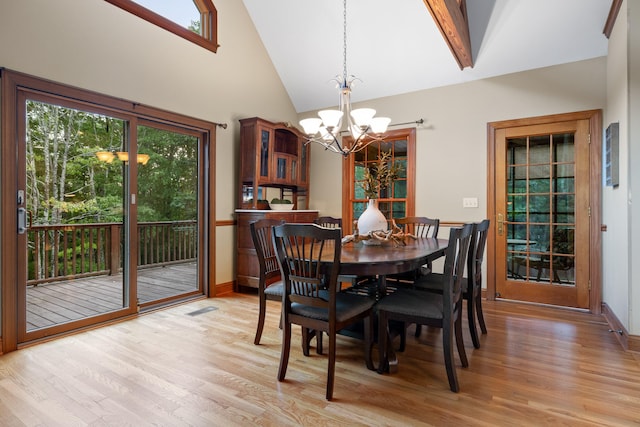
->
242, 0, 612, 113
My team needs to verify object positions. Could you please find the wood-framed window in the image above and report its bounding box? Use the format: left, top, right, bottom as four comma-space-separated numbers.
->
341, 128, 416, 234
104, 0, 218, 53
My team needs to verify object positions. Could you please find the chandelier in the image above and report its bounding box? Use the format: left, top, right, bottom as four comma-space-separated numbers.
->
299, 0, 390, 157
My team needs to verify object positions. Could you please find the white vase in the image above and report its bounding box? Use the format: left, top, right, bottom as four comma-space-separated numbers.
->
357, 199, 388, 245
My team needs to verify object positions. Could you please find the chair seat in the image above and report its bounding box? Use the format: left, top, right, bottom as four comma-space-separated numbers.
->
264, 281, 284, 298
376, 289, 444, 319
292, 292, 376, 322
415, 273, 469, 294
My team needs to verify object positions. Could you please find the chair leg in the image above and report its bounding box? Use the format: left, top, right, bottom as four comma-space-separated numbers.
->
363, 314, 375, 371
442, 319, 460, 392
302, 327, 311, 356
278, 319, 292, 382
317, 330, 323, 355
326, 331, 337, 401
476, 294, 488, 334
254, 292, 267, 345
414, 324, 422, 337
455, 314, 469, 368
399, 322, 407, 352
467, 292, 481, 349
377, 311, 389, 374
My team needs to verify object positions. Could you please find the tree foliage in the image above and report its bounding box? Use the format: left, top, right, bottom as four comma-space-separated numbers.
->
26, 100, 198, 226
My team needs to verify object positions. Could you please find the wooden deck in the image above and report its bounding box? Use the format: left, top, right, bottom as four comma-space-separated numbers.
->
26, 262, 198, 331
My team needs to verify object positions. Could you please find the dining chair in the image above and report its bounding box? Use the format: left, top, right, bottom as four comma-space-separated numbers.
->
272, 223, 376, 400
250, 218, 286, 345
414, 219, 490, 349
313, 216, 372, 291
376, 223, 474, 392
386, 216, 440, 285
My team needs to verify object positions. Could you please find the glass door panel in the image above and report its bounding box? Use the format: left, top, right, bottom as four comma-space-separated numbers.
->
136, 124, 200, 306
505, 133, 576, 285
22, 100, 129, 337
495, 119, 589, 309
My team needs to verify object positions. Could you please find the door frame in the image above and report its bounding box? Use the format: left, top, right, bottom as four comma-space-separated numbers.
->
487, 110, 602, 314
1, 69, 217, 353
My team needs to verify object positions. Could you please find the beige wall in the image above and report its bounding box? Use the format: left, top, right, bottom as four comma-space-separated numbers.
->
307, 58, 607, 310
308, 58, 606, 226
0, 0, 300, 285
1, 0, 634, 335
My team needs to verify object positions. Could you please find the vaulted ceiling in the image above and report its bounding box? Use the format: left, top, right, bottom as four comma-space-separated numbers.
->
242, 0, 614, 113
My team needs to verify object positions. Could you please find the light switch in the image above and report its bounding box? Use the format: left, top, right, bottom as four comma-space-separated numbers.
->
463, 197, 478, 208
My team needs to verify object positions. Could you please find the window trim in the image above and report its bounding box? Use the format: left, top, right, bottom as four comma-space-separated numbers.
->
341, 128, 416, 235
104, 0, 219, 53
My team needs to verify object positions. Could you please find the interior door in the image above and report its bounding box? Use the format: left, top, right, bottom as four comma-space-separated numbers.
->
494, 120, 590, 308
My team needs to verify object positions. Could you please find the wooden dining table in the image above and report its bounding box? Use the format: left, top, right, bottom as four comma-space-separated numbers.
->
336, 237, 448, 297
316, 236, 449, 372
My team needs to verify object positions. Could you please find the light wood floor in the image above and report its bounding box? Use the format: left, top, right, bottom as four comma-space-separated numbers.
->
1, 294, 639, 426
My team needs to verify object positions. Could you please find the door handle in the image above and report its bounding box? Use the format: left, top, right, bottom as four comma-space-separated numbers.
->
497, 213, 504, 236
18, 207, 27, 234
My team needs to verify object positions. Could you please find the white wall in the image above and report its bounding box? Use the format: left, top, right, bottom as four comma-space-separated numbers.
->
603, 1, 631, 331
0, 0, 300, 285
629, 1, 640, 335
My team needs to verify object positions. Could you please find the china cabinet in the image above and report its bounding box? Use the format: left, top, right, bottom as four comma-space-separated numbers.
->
238, 117, 310, 209
235, 117, 316, 291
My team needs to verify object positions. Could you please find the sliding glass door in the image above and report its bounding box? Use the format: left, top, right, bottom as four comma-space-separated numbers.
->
15, 97, 204, 342
136, 123, 200, 308
19, 98, 132, 341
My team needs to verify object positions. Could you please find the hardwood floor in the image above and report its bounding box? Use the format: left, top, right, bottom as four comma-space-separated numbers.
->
1, 294, 639, 426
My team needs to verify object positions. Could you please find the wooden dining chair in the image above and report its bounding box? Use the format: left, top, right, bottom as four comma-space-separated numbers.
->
250, 218, 285, 345
272, 223, 376, 400
415, 219, 490, 349
313, 216, 342, 229
313, 216, 364, 291
386, 216, 440, 286
376, 223, 474, 392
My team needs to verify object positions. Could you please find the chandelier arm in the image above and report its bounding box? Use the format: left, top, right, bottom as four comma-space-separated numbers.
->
298, 0, 398, 157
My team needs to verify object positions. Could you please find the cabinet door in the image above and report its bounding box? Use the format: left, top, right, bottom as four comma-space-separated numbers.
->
259, 128, 271, 179
298, 141, 309, 186
274, 153, 296, 185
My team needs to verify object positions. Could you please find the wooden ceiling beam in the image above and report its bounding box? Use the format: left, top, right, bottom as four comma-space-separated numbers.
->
423, 0, 473, 69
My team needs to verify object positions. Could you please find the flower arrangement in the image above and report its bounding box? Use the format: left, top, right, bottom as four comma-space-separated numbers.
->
359, 150, 404, 199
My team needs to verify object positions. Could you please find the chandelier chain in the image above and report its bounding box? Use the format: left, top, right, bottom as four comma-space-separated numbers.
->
342, 0, 348, 82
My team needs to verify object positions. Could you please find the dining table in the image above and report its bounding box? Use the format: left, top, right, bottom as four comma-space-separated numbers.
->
317, 236, 449, 372
336, 236, 448, 297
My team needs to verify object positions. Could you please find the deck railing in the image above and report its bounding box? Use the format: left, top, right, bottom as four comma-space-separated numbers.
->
27, 220, 197, 286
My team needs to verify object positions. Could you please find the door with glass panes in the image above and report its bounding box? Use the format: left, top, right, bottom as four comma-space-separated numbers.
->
493, 120, 590, 308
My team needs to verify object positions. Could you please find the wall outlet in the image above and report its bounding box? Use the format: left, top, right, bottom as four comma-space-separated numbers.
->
463, 197, 478, 208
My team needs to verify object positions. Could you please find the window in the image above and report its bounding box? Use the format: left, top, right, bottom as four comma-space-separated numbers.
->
342, 128, 416, 234
105, 0, 218, 53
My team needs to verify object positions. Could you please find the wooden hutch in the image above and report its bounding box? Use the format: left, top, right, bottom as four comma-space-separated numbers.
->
235, 117, 318, 291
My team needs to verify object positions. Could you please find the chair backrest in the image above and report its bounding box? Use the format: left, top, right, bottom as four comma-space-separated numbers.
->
394, 216, 439, 238
272, 223, 342, 310
250, 219, 285, 285
468, 219, 490, 288
314, 216, 343, 234
442, 223, 474, 316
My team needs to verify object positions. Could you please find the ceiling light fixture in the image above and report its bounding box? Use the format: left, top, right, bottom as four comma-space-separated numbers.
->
299, 0, 390, 157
